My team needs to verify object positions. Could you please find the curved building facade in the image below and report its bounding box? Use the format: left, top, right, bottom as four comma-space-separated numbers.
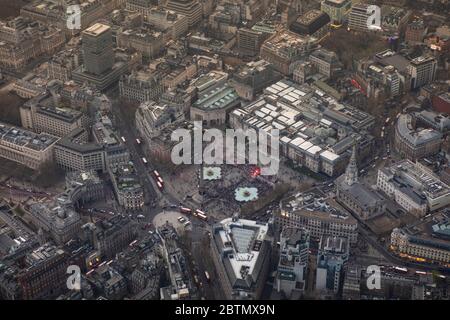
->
394, 114, 442, 161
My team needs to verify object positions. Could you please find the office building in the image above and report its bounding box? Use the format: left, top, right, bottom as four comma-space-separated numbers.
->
432, 92, 450, 115
165, 0, 203, 27
20, 103, 86, 138
47, 49, 82, 82
117, 27, 164, 59
260, 30, 319, 75
119, 70, 163, 103
108, 162, 144, 211
17, 244, 70, 300
377, 160, 450, 214
0, 122, 58, 170
82, 23, 114, 75
237, 28, 268, 57
276, 227, 310, 297
391, 228, 450, 265
309, 48, 342, 79
146, 8, 189, 40
342, 264, 361, 300
83, 215, 136, 259
54, 128, 106, 172
348, 3, 374, 32
407, 56, 437, 90
158, 223, 194, 300
210, 217, 272, 300
290, 10, 330, 40
0, 17, 64, 71
316, 236, 349, 293
320, 0, 352, 25
126, 0, 155, 17
135, 101, 179, 143
394, 114, 442, 161
405, 19, 427, 43
73, 23, 128, 91
230, 60, 281, 101
413, 110, 450, 134
93, 121, 130, 167
29, 202, 82, 245
277, 189, 358, 244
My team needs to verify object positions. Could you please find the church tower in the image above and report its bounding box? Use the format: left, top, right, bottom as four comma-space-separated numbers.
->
344, 143, 358, 186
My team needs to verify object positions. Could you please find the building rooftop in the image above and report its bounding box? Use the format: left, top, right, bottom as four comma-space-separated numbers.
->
36, 105, 83, 123
110, 162, 142, 193
212, 218, 271, 290
56, 128, 104, 153
319, 236, 348, 254
231, 79, 374, 161
193, 84, 239, 111
280, 188, 355, 223
26, 243, 65, 266
84, 23, 111, 37
396, 114, 443, 147
381, 160, 450, 201
410, 55, 436, 66
0, 122, 58, 151
262, 30, 318, 59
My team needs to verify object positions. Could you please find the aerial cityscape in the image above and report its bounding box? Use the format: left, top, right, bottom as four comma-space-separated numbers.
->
0, 0, 449, 304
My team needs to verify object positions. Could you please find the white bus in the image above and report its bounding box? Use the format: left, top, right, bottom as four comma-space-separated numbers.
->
121, 136, 126, 143
142, 157, 148, 165
180, 207, 192, 214
136, 138, 141, 145
196, 211, 207, 221
415, 271, 427, 275
393, 266, 408, 274
129, 240, 138, 247
204, 271, 210, 282
195, 209, 206, 216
